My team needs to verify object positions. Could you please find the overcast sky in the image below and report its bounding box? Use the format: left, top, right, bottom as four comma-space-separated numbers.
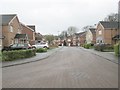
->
0, 0, 119, 35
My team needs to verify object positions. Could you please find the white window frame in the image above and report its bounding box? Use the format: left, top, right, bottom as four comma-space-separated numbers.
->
10, 26, 13, 32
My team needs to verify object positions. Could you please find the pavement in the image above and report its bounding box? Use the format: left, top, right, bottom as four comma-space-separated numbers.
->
2, 47, 63, 67
79, 47, 119, 64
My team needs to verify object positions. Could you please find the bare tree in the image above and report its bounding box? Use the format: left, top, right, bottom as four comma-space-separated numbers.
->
67, 26, 78, 36
59, 31, 67, 39
104, 13, 118, 21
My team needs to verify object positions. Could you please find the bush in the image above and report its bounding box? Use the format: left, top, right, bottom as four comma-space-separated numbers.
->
94, 43, 114, 52
36, 48, 47, 53
114, 43, 119, 56
2, 49, 36, 61
0, 52, 2, 61
84, 43, 92, 49
94, 44, 105, 51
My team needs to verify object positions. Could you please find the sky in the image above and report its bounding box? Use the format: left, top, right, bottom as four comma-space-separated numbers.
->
0, 0, 119, 35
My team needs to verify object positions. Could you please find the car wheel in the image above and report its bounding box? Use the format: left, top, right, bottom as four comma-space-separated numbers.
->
43, 46, 47, 49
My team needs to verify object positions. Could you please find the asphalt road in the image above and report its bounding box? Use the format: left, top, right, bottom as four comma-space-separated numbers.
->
2, 47, 118, 88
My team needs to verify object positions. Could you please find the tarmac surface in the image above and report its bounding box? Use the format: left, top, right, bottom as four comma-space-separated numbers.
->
2, 47, 118, 88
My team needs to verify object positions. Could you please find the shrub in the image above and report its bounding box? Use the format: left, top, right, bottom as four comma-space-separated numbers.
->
114, 43, 119, 56
94, 44, 105, 51
36, 48, 47, 53
84, 43, 91, 49
2, 49, 36, 61
94, 44, 114, 52
0, 52, 2, 61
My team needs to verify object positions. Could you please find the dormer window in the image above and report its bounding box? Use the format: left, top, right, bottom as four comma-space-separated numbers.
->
10, 26, 13, 32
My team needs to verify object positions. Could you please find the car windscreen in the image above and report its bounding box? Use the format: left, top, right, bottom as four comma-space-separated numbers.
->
18, 44, 24, 47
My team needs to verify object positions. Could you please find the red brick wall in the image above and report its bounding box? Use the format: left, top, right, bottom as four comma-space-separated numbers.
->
21, 24, 35, 45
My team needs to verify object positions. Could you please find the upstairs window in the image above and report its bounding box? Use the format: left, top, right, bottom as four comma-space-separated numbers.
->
99, 30, 102, 35
10, 26, 13, 32
17, 29, 21, 34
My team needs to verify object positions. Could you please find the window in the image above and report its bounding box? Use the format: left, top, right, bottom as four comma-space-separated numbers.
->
10, 26, 13, 32
15, 39, 18, 43
17, 29, 21, 34
99, 30, 102, 35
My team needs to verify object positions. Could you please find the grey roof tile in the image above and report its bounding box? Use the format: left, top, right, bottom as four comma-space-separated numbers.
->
2, 14, 16, 25
89, 28, 96, 33
100, 21, 118, 29
27, 25, 35, 32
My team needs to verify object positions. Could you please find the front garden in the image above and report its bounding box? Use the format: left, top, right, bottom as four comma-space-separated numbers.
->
82, 43, 119, 56
2, 49, 36, 61
1, 45, 59, 61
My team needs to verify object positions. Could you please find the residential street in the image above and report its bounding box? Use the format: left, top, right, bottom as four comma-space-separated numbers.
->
2, 47, 118, 88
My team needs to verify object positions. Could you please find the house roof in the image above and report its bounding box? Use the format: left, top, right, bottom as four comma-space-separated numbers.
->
2, 14, 16, 25
89, 28, 96, 34
14, 34, 27, 39
27, 25, 35, 32
75, 32, 86, 36
20, 23, 35, 32
99, 21, 118, 29
78, 31, 86, 37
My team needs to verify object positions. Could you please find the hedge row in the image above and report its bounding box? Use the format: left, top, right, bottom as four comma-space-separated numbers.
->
2, 49, 36, 61
0, 52, 2, 61
94, 44, 114, 52
114, 43, 119, 56
36, 48, 47, 53
83, 43, 94, 49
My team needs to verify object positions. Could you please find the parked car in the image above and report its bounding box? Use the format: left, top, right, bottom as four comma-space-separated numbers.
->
2, 43, 33, 51
32, 42, 49, 49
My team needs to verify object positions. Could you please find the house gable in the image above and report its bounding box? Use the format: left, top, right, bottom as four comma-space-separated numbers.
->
21, 23, 35, 45
2, 14, 22, 47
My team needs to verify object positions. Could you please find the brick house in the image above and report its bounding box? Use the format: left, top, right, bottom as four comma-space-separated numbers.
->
21, 23, 35, 45
86, 28, 96, 44
1, 14, 26, 48
72, 33, 80, 46
96, 21, 118, 45
0, 29, 3, 50
79, 32, 86, 46
35, 33, 43, 43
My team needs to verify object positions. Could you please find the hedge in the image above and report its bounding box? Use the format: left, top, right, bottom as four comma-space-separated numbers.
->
84, 43, 92, 49
0, 52, 2, 61
36, 48, 47, 53
114, 43, 119, 56
2, 49, 36, 61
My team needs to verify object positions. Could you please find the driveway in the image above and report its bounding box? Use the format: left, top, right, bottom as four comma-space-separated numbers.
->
2, 47, 118, 88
